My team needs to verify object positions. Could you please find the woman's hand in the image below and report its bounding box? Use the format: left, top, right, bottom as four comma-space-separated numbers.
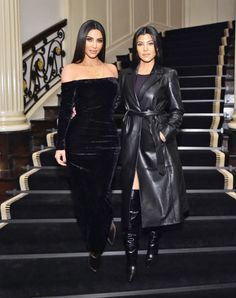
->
159, 131, 166, 142
55, 150, 67, 166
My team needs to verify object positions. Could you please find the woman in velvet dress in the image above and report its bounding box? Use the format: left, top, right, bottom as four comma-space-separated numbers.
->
55, 20, 120, 272
119, 26, 188, 282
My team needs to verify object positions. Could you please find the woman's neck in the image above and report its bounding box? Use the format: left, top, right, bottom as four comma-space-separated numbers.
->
80, 57, 103, 67
137, 61, 155, 75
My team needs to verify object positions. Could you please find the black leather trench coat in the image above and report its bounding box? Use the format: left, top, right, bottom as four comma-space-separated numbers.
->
119, 65, 188, 230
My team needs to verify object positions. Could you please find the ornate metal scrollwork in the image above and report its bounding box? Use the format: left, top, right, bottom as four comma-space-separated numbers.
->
22, 20, 67, 114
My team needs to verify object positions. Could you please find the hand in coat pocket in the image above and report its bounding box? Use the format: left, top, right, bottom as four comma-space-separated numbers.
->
159, 131, 166, 142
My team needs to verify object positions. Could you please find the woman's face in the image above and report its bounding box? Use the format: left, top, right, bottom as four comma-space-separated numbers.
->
136, 33, 156, 63
85, 29, 103, 59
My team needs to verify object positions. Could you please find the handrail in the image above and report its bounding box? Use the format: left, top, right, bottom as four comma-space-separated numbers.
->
22, 19, 67, 114
22, 19, 67, 54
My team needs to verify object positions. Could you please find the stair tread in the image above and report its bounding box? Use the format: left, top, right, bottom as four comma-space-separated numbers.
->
50, 130, 221, 147
1, 218, 236, 254
34, 147, 221, 167
2, 192, 236, 220
31, 118, 57, 122
1, 252, 236, 297
21, 166, 227, 190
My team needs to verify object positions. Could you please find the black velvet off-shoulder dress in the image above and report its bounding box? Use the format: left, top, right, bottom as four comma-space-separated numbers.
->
56, 77, 120, 254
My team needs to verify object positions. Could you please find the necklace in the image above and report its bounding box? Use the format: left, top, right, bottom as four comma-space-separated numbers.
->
89, 64, 104, 78
82, 62, 104, 78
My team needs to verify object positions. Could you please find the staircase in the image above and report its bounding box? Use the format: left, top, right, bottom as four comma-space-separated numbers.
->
1, 21, 236, 298
30, 105, 59, 151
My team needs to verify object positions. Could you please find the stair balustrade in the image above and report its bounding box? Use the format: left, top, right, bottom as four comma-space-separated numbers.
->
22, 19, 67, 114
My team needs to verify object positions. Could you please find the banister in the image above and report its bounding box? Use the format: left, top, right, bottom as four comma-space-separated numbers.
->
22, 19, 67, 53
22, 19, 67, 114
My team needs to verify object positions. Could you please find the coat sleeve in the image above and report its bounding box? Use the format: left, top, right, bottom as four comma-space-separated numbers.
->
56, 83, 76, 150
161, 69, 184, 141
113, 70, 126, 111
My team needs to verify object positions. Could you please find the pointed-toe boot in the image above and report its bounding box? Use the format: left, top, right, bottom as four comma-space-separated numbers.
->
88, 252, 101, 272
107, 221, 116, 246
125, 233, 138, 282
145, 230, 159, 267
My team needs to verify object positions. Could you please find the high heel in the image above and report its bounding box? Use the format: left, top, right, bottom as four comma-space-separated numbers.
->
88, 252, 101, 272
125, 233, 138, 282
107, 221, 116, 246
145, 230, 159, 267
127, 264, 136, 282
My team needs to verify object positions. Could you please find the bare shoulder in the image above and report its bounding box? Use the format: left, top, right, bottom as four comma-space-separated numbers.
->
104, 63, 118, 78
61, 64, 75, 83
61, 63, 82, 83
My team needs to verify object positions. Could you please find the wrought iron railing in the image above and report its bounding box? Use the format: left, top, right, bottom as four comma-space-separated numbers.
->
22, 19, 67, 114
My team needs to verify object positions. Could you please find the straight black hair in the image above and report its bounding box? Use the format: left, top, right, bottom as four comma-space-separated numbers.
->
131, 25, 163, 68
72, 19, 106, 63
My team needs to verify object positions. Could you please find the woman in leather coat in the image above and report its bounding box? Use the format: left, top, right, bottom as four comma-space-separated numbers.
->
119, 25, 188, 282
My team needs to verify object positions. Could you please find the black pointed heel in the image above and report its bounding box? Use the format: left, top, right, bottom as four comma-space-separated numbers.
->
127, 264, 136, 282
145, 230, 159, 267
125, 233, 138, 282
107, 221, 116, 246
88, 252, 101, 272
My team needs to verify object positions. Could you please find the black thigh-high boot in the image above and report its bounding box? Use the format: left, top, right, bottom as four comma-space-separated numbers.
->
145, 227, 161, 267
124, 190, 141, 282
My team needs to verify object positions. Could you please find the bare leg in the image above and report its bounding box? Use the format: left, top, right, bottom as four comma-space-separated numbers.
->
132, 171, 140, 190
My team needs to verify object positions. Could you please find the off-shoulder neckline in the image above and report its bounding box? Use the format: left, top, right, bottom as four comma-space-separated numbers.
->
61, 77, 118, 84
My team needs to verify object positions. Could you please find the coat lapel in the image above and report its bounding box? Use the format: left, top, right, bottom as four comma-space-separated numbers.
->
138, 66, 164, 105
126, 69, 141, 109
125, 65, 164, 109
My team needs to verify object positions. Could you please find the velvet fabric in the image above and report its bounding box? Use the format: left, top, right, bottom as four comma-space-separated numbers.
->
119, 65, 188, 230
56, 77, 120, 253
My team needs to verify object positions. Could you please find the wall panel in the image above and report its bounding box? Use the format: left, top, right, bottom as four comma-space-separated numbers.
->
189, 0, 217, 26
217, 0, 236, 22
169, 0, 183, 27
184, 0, 235, 27
152, 0, 167, 25
111, 0, 131, 43
85, 0, 107, 31
133, 0, 150, 29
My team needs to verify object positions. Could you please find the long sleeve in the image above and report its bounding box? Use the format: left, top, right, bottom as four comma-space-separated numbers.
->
113, 87, 122, 112
112, 71, 125, 112
161, 69, 184, 141
113, 70, 127, 113
56, 82, 76, 150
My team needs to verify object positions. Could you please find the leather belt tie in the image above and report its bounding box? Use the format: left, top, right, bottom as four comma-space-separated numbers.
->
126, 109, 166, 176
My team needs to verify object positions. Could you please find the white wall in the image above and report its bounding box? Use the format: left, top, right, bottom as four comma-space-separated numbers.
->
184, 0, 236, 27
152, 0, 184, 30
20, 0, 64, 42
20, 0, 236, 53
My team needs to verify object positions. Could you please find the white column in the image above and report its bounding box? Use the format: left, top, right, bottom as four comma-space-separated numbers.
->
0, 0, 29, 131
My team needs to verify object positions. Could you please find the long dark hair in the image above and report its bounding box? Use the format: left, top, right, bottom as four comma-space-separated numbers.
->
72, 20, 106, 63
131, 25, 163, 68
